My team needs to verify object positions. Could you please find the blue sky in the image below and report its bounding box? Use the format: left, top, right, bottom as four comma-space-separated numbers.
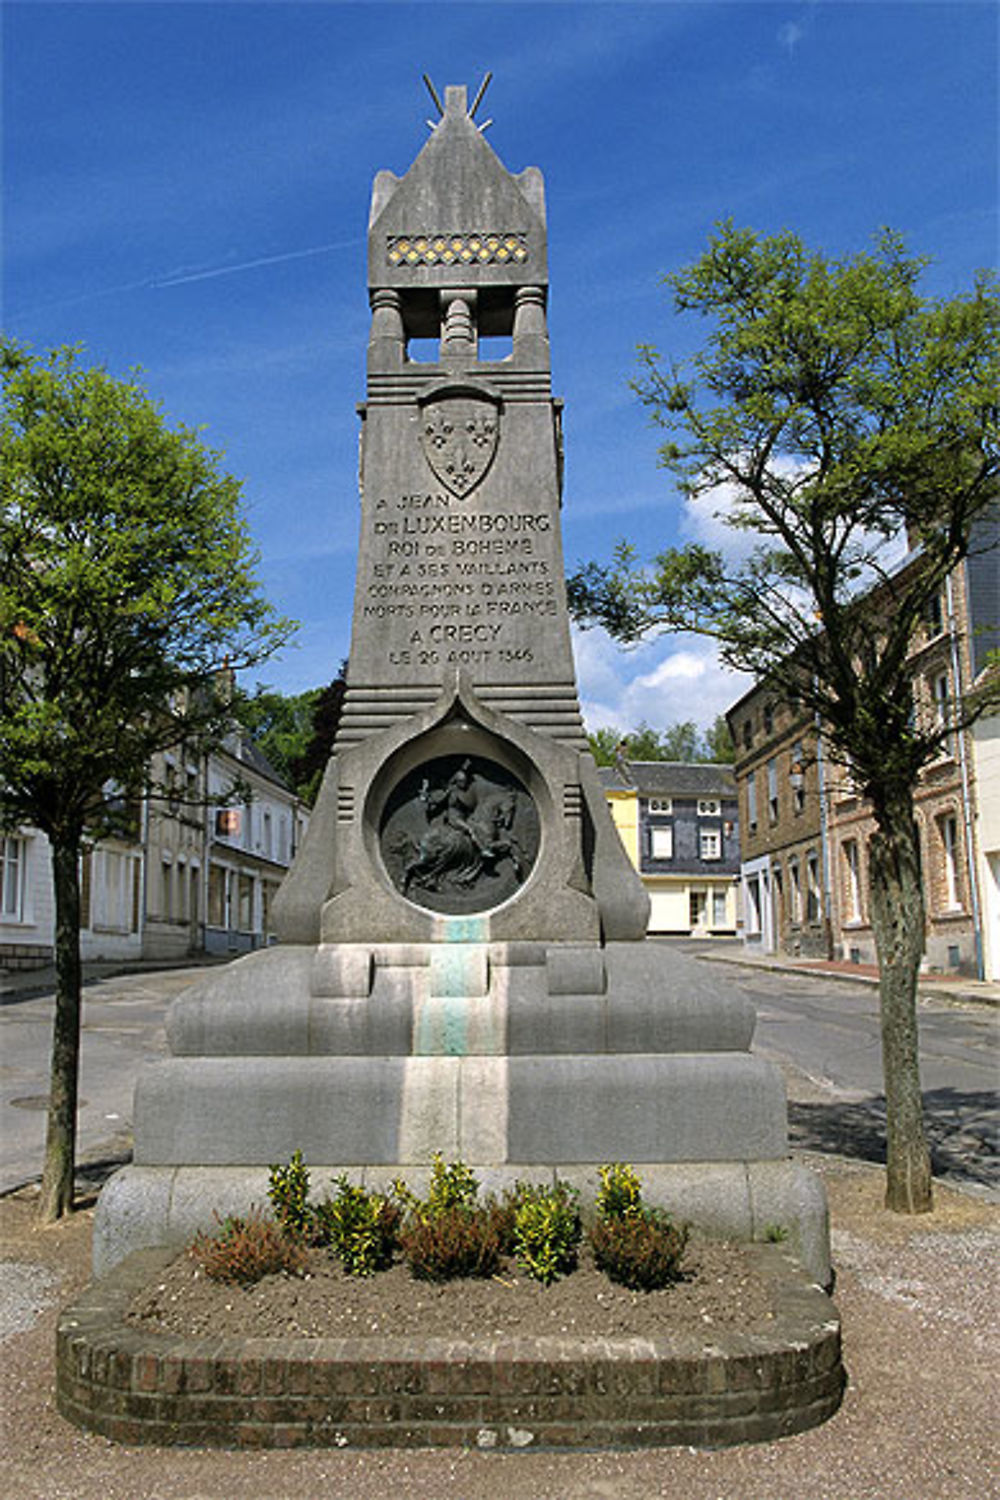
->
5, 1, 997, 736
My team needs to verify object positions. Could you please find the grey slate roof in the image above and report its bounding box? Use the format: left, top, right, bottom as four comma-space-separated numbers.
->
596, 760, 737, 798
222, 730, 293, 793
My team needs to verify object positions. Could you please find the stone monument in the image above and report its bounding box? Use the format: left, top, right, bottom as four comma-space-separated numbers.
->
95, 82, 830, 1284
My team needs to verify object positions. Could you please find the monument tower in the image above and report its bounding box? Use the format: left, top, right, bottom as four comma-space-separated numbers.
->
96, 82, 830, 1284
273, 77, 646, 951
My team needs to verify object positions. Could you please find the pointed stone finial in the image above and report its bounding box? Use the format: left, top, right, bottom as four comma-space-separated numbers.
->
444, 84, 468, 117
423, 75, 492, 129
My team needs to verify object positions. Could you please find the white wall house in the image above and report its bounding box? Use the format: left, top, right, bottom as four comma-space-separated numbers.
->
203, 734, 309, 957
1, 736, 309, 972
972, 715, 1000, 982
1, 827, 145, 969
1, 828, 56, 970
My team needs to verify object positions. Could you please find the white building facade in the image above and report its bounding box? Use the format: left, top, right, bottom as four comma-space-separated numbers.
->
1, 736, 308, 971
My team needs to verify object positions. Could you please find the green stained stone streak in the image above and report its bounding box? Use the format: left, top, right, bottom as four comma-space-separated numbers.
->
414, 994, 469, 1055
417, 936, 493, 1055
443, 917, 489, 944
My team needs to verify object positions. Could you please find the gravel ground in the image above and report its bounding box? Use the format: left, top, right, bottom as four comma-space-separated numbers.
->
1, 1152, 997, 1500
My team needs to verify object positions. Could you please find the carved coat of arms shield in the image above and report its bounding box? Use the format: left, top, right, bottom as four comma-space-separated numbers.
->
419, 392, 500, 498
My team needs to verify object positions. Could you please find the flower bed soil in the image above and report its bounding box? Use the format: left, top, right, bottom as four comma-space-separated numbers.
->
126, 1237, 775, 1343
61, 1236, 844, 1450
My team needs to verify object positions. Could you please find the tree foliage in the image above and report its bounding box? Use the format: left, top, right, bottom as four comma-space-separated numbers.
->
233, 684, 321, 789
587, 715, 734, 765
569, 226, 999, 784
0, 340, 293, 1218
1, 341, 293, 838
568, 227, 1000, 1213
234, 661, 346, 805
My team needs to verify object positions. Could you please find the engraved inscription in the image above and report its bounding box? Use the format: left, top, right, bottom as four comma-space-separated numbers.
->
361, 494, 558, 669
380, 756, 539, 914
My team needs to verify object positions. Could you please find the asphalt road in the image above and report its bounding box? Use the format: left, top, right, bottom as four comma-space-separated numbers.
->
684, 942, 999, 1196
0, 967, 198, 1194
1, 946, 996, 1197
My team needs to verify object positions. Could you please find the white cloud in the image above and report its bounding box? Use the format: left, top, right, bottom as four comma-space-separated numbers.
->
680, 462, 912, 598
778, 22, 805, 54
680, 455, 819, 564
679, 477, 760, 564
573, 625, 749, 737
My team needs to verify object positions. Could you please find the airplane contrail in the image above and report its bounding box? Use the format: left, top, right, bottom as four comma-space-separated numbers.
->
153, 238, 358, 288
13, 239, 358, 317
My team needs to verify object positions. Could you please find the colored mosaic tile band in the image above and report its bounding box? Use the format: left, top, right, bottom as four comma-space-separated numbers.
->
387, 234, 529, 267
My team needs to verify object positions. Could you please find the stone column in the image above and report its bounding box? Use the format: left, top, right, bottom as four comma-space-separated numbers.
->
513, 285, 549, 368
440, 289, 477, 360
368, 288, 404, 370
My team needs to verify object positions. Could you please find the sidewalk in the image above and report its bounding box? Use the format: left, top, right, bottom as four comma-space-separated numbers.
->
6, 946, 999, 1008
695, 945, 1000, 1008
0, 953, 230, 1006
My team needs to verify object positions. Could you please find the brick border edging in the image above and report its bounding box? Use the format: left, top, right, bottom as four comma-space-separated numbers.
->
57, 1245, 845, 1450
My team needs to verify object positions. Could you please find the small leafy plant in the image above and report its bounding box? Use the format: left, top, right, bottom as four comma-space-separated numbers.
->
589, 1209, 689, 1292
399, 1203, 505, 1282
595, 1162, 644, 1221
317, 1176, 401, 1276
426, 1153, 480, 1215
190, 1209, 308, 1285
511, 1180, 581, 1285
395, 1154, 505, 1282
589, 1162, 689, 1292
267, 1149, 315, 1242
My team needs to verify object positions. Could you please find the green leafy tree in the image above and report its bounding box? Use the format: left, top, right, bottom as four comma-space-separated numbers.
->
703, 714, 735, 764
0, 341, 293, 1221
587, 716, 734, 765
586, 726, 629, 767
234, 684, 321, 792
234, 661, 346, 805
635, 719, 699, 761
289, 663, 346, 805
568, 226, 999, 1213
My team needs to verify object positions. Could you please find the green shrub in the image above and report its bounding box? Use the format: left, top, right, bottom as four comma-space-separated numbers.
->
589, 1209, 689, 1292
595, 1162, 644, 1221
189, 1209, 308, 1285
267, 1150, 315, 1241
512, 1181, 581, 1284
317, 1176, 401, 1276
392, 1155, 504, 1281
399, 1203, 504, 1282
426, 1153, 480, 1216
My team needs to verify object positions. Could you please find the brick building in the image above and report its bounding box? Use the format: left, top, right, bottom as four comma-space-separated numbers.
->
723, 691, 831, 959
726, 541, 999, 977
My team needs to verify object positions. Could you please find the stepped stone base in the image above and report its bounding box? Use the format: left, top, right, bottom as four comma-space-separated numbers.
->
92, 940, 833, 1286
59, 1243, 844, 1450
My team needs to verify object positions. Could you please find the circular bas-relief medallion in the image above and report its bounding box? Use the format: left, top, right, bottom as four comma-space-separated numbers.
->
379, 754, 540, 914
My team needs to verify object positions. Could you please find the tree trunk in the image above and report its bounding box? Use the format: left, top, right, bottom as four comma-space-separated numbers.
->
867, 791, 933, 1213
38, 834, 83, 1222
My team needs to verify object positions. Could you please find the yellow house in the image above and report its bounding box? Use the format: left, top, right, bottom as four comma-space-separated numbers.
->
599, 761, 740, 936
